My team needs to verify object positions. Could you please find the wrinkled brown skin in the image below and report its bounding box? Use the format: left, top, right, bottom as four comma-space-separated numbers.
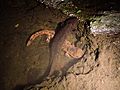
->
49, 17, 79, 75
35, 17, 79, 84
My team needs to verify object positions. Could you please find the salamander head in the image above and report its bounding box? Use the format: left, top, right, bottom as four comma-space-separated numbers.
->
65, 17, 78, 29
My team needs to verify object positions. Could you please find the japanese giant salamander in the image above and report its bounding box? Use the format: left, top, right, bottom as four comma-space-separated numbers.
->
49, 17, 79, 75
35, 17, 79, 84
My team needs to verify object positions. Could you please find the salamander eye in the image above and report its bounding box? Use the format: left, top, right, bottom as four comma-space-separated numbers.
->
72, 29, 76, 32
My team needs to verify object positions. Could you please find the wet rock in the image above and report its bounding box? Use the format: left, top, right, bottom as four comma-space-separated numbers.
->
36, 0, 68, 8
90, 13, 120, 35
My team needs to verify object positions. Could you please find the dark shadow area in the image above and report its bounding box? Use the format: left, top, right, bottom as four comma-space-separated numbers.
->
73, 0, 120, 11
13, 85, 26, 90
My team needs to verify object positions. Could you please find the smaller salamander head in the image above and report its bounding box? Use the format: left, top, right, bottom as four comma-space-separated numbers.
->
65, 17, 79, 30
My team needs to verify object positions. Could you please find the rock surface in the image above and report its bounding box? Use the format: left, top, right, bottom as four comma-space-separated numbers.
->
90, 13, 120, 35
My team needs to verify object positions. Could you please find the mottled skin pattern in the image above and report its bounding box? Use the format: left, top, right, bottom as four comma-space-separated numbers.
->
49, 17, 78, 76
35, 17, 79, 84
